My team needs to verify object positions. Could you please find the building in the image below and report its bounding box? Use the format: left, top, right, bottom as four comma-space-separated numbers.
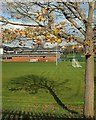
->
2, 45, 61, 62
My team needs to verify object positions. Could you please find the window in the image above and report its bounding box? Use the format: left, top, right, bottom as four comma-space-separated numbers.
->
7, 57, 12, 59
3, 57, 6, 59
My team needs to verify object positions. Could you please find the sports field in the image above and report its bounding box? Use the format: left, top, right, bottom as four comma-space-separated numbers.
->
2, 62, 96, 114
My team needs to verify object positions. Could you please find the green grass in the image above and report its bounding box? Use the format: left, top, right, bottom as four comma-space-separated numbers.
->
2, 62, 96, 113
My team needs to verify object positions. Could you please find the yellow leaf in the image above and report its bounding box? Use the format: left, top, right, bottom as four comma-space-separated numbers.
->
43, 8, 48, 13
52, 16, 54, 19
66, 39, 70, 43
36, 36, 40, 39
36, 40, 41, 44
22, 31, 26, 35
48, 39, 50, 41
60, 21, 67, 25
4, 40, 8, 43
54, 36, 57, 39
72, 43, 75, 46
85, 41, 90, 45
36, 13, 39, 17
27, 38, 32, 40
0, 35, 4, 39
46, 36, 51, 39
57, 39, 62, 44
38, 15, 42, 20
54, 28, 60, 35
36, 19, 39, 22
41, 17, 45, 21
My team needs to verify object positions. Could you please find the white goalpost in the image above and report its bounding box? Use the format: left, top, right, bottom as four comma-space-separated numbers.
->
72, 58, 82, 68
72, 45, 82, 68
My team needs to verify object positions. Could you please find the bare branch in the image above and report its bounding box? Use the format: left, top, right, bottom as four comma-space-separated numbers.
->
75, 3, 87, 28
60, 9, 86, 36
52, 3, 86, 36
57, 32, 85, 45
6, 2, 44, 27
0, 16, 43, 27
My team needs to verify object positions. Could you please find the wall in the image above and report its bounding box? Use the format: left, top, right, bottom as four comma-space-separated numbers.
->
3, 56, 56, 62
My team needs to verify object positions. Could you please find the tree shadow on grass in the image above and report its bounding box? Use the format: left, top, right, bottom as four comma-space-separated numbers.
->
8, 75, 81, 117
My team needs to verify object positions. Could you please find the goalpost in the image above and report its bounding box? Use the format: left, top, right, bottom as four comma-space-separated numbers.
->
72, 44, 82, 68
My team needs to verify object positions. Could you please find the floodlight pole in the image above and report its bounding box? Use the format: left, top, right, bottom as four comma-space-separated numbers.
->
56, 42, 58, 66
73, 46, 75, 59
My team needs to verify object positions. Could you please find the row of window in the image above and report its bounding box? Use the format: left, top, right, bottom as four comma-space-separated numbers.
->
3, 57, 12, 59
3, 56, 46, 59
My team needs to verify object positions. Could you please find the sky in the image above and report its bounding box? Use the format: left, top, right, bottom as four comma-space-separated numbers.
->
0, 2, 96, 48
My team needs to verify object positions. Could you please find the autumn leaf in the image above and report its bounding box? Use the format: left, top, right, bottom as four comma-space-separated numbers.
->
36, 36, 40, 39
41, 17, 45, 21
66, 39, 70, 43
60, 21, 67, 25
4, 40, 8, 43
36, 13, 39, 17
36, 40, 41, 44
36, 19, 39, 23
43, 8, 48, 13
54, 28, 60, 35
72, 43, 75, 46
54, 36, 57, 39
57, 39, 62, 44
0, 35, 4, 39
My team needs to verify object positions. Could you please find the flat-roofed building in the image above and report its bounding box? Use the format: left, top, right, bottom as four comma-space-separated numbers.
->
2, 45, 61, 62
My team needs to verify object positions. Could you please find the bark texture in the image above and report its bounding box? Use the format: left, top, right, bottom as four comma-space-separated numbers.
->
84, 2, 95, 118
84, 55, 94, 118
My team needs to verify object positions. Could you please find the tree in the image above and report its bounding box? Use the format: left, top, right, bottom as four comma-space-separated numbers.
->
0, 1, 96, 118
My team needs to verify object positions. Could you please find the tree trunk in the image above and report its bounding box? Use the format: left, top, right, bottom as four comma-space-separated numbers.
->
84, 54, 94, 118
84, 2, 95, 118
